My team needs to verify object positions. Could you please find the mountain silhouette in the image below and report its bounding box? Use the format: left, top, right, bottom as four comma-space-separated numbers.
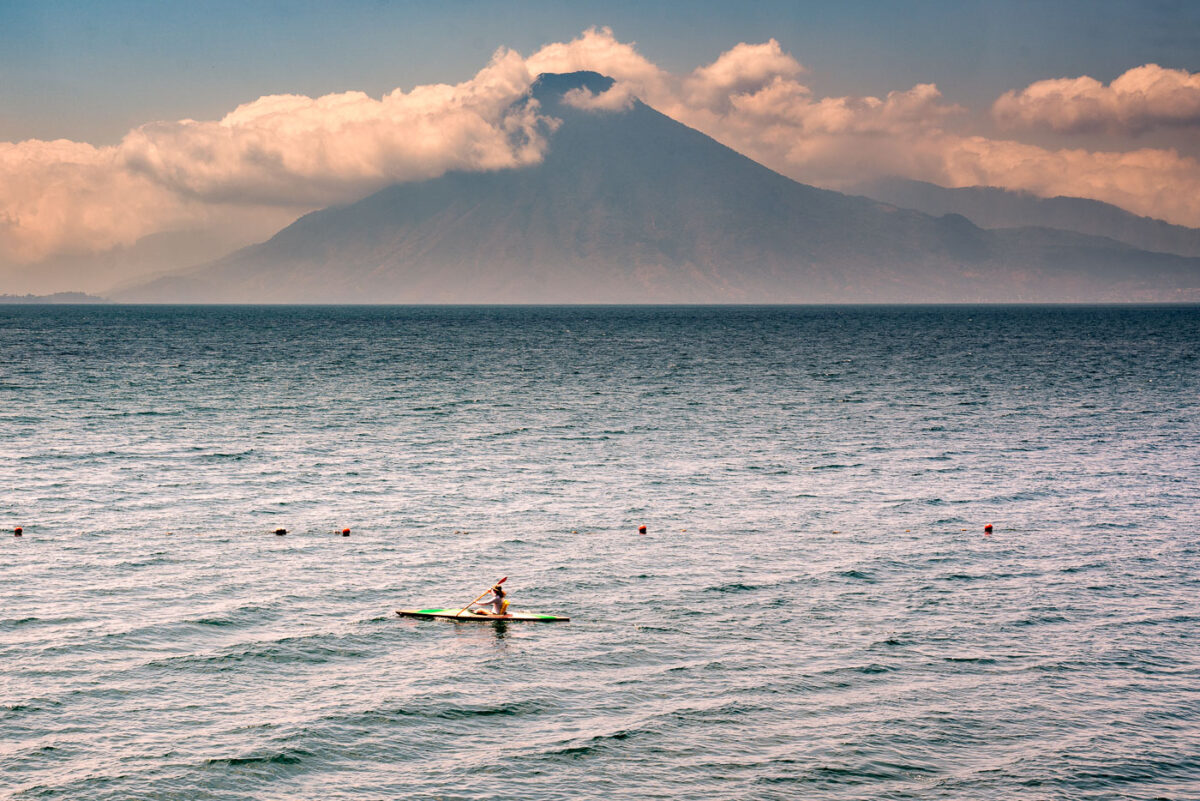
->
118, 72, 1200, 303
851, 176, 1200, 259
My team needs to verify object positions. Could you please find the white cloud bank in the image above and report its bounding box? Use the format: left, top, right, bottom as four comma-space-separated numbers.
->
120, 49, 543, 206
1, 48, 545, 265
993, 64, 1200, 134
4, 28, 1200, 279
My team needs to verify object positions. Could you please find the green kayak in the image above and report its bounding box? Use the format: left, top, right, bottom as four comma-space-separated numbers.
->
396, 608, 570, 622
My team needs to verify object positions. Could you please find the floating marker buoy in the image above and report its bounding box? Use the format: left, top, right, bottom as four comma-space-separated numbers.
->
342, 528, 350, 536
984, 523, 993, 534
275, 528, 287, 536
13, 526, 22, 537
638, 524, 647, 534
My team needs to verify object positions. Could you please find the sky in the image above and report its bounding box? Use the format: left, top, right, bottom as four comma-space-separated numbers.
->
2, 0, 1199, 293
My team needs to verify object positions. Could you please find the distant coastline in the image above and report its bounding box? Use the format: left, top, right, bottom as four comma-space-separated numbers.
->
5, 298, 1200, 307
0, 292, 108, 304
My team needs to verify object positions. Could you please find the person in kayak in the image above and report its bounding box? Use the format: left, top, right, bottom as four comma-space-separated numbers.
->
470, 584, 509, 616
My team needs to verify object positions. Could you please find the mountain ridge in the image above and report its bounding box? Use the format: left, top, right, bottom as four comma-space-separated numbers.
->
851, 176, 1200, 259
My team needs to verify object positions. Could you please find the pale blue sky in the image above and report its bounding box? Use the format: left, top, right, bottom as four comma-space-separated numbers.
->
3, 0, 1197, 143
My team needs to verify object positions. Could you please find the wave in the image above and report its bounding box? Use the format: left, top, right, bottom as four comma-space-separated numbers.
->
187, 604, 278, 627
198, 449, 255, 460
837, 569, 876, 582
705, 582, 762, 593
542, 728, 636, 759
0, 616, 82, 630
393, 700, 549, 721
145, 631, 372, 671
205, 749, 312, 767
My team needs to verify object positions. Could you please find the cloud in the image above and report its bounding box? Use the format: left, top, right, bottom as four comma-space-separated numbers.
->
992, 64, 1200, 134
120, 48, 544, 206
650, 56, 970, 197
725, 80, 958, 136
1, 48, 547, 264
683, 40, 804, 111
0, 139, 183, 262
525, 26, 669, 98
563, 83, 637, 112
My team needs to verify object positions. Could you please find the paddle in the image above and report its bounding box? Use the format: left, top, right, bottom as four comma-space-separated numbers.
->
454, 576, 507, 618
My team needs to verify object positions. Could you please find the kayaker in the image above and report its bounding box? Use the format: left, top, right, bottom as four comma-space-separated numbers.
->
470, 584, 509, 616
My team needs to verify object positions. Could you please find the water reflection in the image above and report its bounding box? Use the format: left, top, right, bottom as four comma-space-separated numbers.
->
450, 617, 509, 644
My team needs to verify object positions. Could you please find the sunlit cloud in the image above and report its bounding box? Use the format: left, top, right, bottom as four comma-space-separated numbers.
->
992, 64, 1200, 135
0, 139, 182, 262
650, 48, 1200, 226
120, 48, 543, 206
1, 48, 545, 264
563, 83, 637, 112
525, 26, 670, 100
682, 40, 805, 111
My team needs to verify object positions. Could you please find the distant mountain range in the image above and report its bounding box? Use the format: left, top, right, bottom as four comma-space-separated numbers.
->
0, 292, 107, 304
117, 72, 1200, 303
850, 177, 1200, 259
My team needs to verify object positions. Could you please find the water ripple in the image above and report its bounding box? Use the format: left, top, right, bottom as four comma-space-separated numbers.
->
1, 305, 1198, 800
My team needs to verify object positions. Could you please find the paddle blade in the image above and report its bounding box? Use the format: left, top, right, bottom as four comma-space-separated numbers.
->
496, 576, 508, 585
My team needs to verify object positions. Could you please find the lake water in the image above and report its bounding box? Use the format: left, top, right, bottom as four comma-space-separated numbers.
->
2, 305, 1199, 800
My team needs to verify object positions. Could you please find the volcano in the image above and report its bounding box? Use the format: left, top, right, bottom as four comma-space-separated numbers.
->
118, 72, 1200, 303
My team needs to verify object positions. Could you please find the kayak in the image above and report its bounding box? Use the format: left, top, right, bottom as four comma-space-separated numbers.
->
396, 608, 569, 622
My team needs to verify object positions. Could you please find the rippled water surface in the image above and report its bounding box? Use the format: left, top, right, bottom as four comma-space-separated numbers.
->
2, 305, 1199, 800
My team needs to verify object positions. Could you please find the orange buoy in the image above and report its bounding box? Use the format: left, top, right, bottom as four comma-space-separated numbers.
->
638, 524, 647, 534
342, 528, 350, 536
984, 523, 993, 534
